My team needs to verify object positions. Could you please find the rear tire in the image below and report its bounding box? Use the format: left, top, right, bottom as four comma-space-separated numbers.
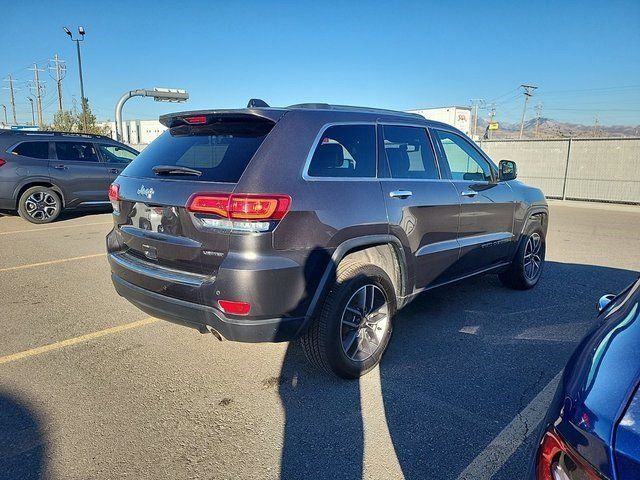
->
17, 186, 62, 224
300, 260, 396, 379
499, 225, 545, 290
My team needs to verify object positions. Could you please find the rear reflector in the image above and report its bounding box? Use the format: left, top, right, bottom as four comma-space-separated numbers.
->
187, 193, 291, 221
218, 300, 251, 316
184, 115, 207, 125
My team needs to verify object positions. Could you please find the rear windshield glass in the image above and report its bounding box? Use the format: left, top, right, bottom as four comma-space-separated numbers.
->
122, 120, 273, 182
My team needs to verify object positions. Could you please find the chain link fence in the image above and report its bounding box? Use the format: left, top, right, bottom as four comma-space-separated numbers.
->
479, 138, 640, 204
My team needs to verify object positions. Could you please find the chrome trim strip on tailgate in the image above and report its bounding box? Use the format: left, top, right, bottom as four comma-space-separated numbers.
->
109, 252, 210, 287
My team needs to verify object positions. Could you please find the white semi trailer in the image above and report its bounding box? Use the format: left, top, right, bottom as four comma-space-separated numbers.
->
407, 106, 472, 137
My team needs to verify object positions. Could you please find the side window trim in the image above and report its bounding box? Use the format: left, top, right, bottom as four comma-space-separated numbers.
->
432, 128, 496, 183
302, 122, 379, 181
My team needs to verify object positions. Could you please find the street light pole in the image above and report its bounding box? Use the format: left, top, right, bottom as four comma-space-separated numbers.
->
64, 26, 87, 130
114, 88, 189, 142
27, 97, 35, 125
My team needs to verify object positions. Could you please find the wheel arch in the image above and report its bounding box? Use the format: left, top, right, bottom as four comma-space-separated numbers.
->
15, 181, 66, 209
304, 235, 409, 320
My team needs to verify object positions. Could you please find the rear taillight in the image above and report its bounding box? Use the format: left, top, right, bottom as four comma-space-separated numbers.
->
187, 193, 291, 221
108, 183, 120, 213
537, 428, 601, 480
0, 159, 6, 167
218, 300, 251, 316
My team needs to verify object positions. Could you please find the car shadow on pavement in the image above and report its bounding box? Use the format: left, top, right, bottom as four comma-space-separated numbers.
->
0, 391, 46, 480
277, 260, 638, 480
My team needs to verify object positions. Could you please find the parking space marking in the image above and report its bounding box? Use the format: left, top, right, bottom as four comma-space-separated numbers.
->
456, 371, 562, 480
0, 253, 106, 273
0, 221, 112, 236
0, 317, 158, 366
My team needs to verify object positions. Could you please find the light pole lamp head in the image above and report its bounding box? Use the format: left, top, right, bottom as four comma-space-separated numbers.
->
64, 27, 72, 37
78, 26, 85, 36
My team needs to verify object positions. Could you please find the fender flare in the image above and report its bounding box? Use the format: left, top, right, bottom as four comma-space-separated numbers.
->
303, 234, 409, 320
521, 205, 548, 235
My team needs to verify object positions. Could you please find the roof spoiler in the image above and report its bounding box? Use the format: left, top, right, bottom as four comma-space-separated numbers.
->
160, 108, 285, 128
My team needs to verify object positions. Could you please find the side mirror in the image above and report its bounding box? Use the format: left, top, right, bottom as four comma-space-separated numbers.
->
597, 294, 616, 313
499, 160, 517, 181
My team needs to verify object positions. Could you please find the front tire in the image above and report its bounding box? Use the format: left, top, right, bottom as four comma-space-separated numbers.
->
499, 226, 545, 290
300, 261, 396, 379
17, 186, 62, 224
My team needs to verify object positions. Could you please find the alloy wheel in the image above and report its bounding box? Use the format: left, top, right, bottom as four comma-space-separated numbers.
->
25, 191, 58, 221
340, 284, 390, 362
523, 233, 543, 281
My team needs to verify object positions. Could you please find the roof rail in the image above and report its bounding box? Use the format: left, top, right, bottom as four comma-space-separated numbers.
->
2, 130, 116, 141
285, 103, 424, 119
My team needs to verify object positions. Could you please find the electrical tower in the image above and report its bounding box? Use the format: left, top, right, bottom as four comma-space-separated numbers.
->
49, 54, 67, 112
3, 75, 18, 124
534, 103, 543, 137
519, 84, 538, 139
29, 64, 46, 128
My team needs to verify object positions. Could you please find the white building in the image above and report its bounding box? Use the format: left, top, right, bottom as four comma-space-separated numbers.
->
407, 106, 472, 137
98, 120, 167, 149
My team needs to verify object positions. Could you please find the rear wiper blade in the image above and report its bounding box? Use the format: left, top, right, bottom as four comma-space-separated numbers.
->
152, 165, 202, 176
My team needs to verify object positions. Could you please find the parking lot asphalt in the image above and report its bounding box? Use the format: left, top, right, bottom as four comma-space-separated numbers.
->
1, 202, 639, 480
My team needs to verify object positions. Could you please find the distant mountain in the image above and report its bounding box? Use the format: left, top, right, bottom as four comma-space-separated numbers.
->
476, 116, 640, 139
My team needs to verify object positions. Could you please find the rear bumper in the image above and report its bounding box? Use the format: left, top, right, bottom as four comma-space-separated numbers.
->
111, 273, 307, 343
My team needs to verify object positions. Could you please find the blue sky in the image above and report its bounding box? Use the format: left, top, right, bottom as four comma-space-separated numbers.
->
2, 0, 639, 126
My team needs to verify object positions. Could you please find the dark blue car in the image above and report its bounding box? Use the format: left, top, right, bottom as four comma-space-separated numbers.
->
531, 277, 640, 479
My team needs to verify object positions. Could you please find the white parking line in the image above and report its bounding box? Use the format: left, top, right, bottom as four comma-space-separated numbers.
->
0, 221, 112, 236
0, 253, 106, 273
457, 371, 562, 480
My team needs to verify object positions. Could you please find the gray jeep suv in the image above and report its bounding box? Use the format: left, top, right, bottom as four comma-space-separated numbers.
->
107, 102, 548, 378
0, 130, 138, 223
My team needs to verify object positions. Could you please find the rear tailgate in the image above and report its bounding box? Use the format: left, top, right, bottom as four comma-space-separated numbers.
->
108, 111, 280, 302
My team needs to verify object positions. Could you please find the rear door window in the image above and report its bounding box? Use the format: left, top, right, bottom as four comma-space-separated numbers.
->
11, 141, 49, 159
382, 126, 439, 179
122, 123, 272, 183
307, 125, 376, 178
55, 142, 99, 162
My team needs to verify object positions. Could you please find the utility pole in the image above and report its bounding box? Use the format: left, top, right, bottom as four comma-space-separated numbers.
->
519, 84, 537, 139
469, 98, 485, 139
49, 53, 66, 112
534, 103, 543, 138
29, 64, 45, 128
593, 114, 600, 137
27, 97, 35, 125
487, 103, 496, 139
0, 104, 7, 124
3, 75, 18, 124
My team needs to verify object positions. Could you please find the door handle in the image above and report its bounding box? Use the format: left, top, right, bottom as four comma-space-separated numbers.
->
461, 190, 478, 197
52, 164, 67, 170
109, 168, 120, 174
389, 190, 413, 199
